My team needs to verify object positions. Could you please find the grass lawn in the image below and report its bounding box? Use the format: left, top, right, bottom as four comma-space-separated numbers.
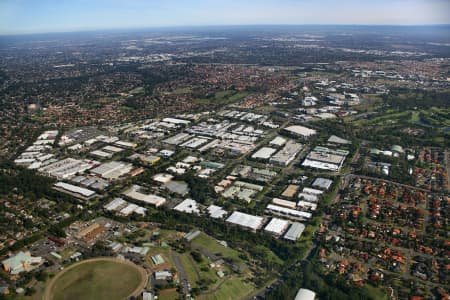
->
158, 289, 180, 300
353, 110, 410, 126
198, 276, 254, 300
129, 86, 145, 95
194, 91, 249, 105
159, 229, 184, 241
172, 87, 192, 94
193, 251, 222, 283
356, 94, 383, 112
255, 105, 277, 113
179, 251, 223, 289
191, 232, 283, 273
361, 285, 388, 300
190, 233, 243, 264
146, 248, 175, 268
180, 253, 200, 287
409, 111, 420, 123
353, 107, 450, 132
47, 259, 144, 300
417, 107, 450, 129
215, 90, 235, 98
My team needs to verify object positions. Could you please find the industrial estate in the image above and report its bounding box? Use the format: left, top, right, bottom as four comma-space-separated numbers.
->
0, 23, 449, 300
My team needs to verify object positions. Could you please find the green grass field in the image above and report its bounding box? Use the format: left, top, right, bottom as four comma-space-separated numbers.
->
191, 233, 283, 269
352, 107, 450, 134
255, 105, 277, 113
172, 87, 192, 94
194, 91, 249, 105
158, 289, 180, 300
180, 253, 200, 287
48, 260, 144, 300
129, 86, 145, 95
199, 276, 254, 300
361, 285, 388, 300
190, 233, 244, 264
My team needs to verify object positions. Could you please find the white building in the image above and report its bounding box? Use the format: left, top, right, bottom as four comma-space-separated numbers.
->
302, 96, 318, 107
269, 136, 287, 147
207, 205, 228, 219
266, 204, 312, 220
90, 161, 133, 180
251, 147, 277, 160
226, 211, 264, 231
312, 178, 333, 190
283, 222, 306, 242
264, 218, 289, 236
123, 185, 166, 207
153, 173, 174, 184
272, 198, 297, 209
2, 251, 43, 275
173, 199, 200, 214
295, 288, 316, 300
284, 125, 317, 138
53, 182, 96, 200
269, 141, 303, 166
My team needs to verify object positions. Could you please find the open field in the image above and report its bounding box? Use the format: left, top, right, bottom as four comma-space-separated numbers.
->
198, 276, 255, 300
356, 94, 383, 112
172, 87, 193, 94
194, 91, 249, 105
186, 233, 259, 298
129, 86, 145, 95
162, 86, 192, 95
43, 257, 147, 300
255, 105, 277, 113
180, 253, 201, 287
362, 285, 388, 300
190, 233, 244, 263
352, 107, 450, 132
158, 289, 180, 300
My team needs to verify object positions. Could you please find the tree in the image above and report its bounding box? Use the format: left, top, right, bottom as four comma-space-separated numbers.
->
190, 251, 203, 263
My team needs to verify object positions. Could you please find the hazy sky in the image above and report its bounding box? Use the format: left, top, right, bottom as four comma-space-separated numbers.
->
1, 0, 449, 35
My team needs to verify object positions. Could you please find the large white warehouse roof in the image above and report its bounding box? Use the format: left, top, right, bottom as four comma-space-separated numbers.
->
226, 211, 264, 230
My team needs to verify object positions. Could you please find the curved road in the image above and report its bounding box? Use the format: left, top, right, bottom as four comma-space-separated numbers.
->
42, 257, 148, 300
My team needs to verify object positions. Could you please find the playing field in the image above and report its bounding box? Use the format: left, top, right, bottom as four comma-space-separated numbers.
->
44, 258, 147, 300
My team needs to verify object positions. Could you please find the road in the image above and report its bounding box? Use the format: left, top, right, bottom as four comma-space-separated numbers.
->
171, 252, 191, 296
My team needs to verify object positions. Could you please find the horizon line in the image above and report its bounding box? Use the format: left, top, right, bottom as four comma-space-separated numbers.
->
1, 23, 450, 37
